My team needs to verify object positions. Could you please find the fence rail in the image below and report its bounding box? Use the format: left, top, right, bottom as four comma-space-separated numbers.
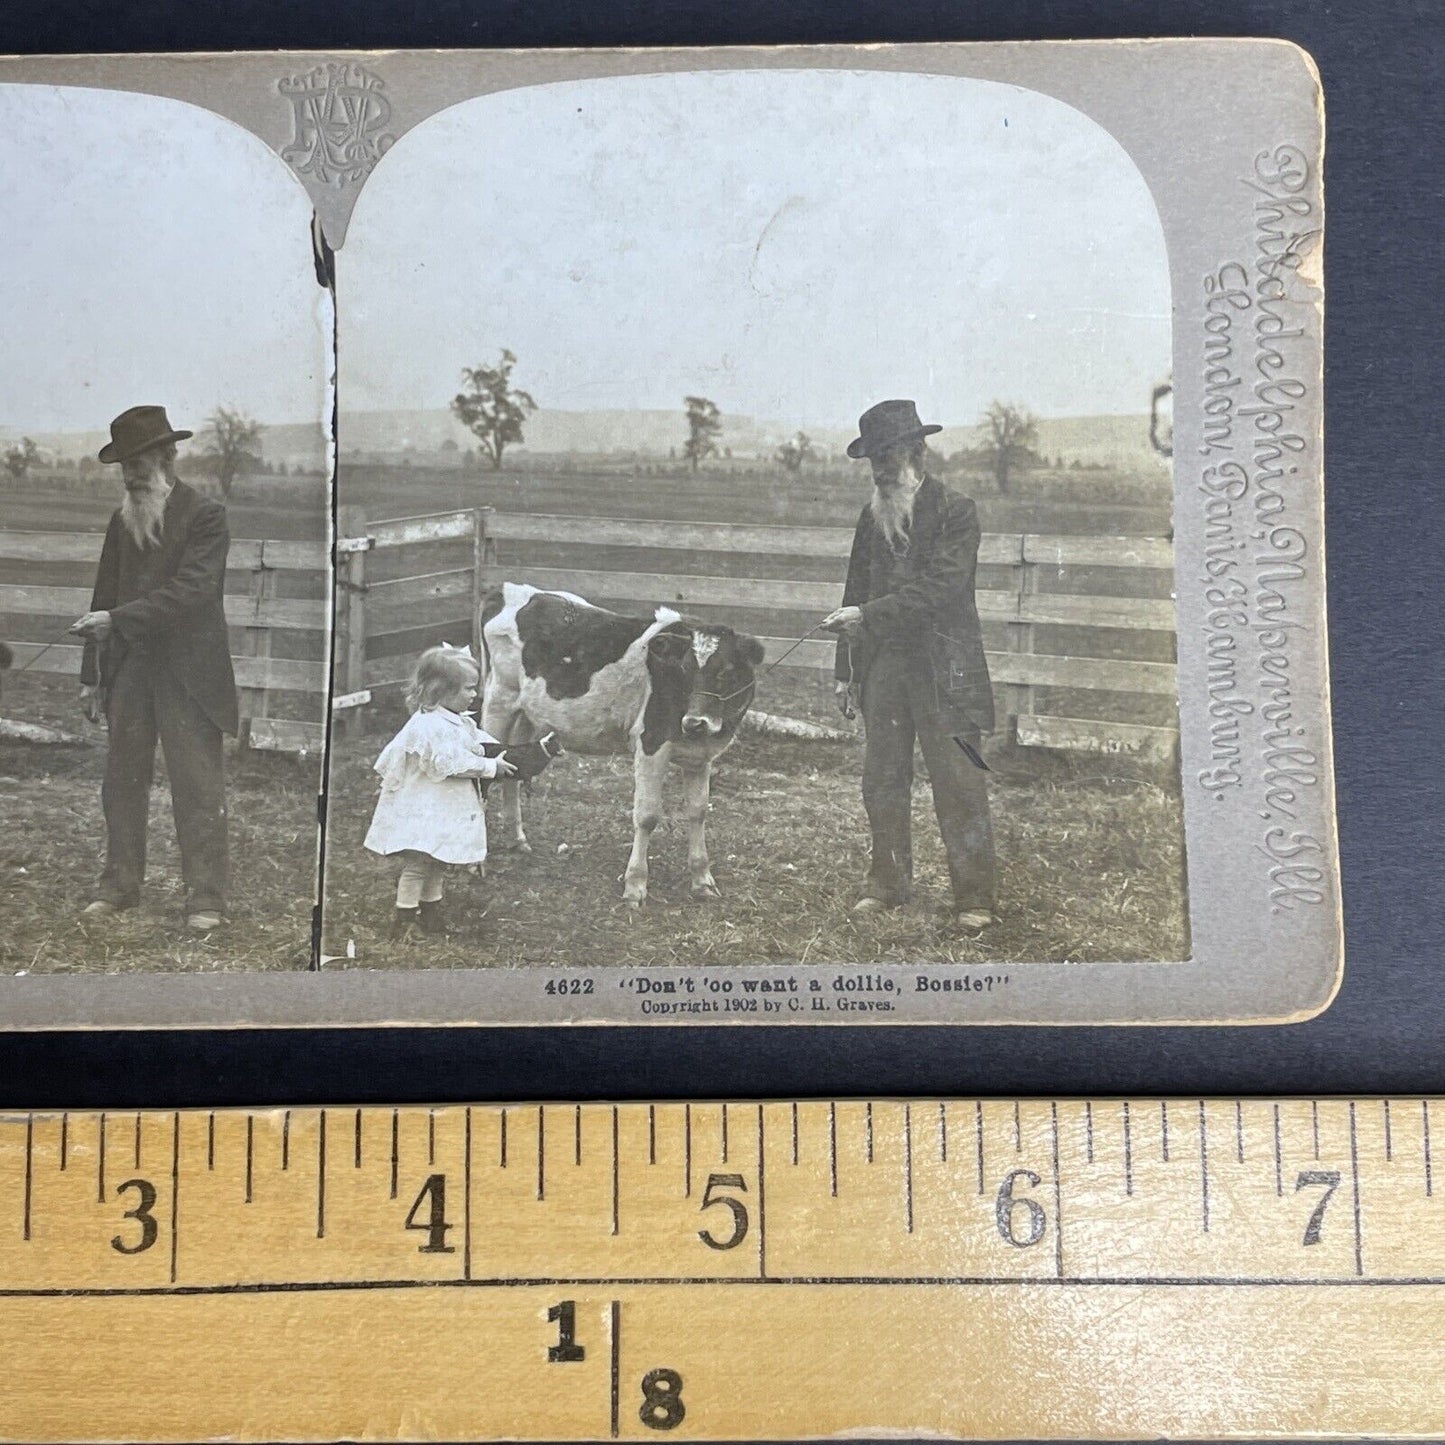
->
0, 529, 327, 753
339, 506, 1179, 763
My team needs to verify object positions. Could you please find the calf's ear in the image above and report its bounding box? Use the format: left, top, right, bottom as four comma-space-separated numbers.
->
738, 633, 766, 667
648, 629, 693, 665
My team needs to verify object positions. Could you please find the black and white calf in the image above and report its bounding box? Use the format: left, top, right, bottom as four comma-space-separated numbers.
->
479, 581, 763, 905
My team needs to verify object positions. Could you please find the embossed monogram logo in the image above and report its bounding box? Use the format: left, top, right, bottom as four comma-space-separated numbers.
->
278, 62, 395, 187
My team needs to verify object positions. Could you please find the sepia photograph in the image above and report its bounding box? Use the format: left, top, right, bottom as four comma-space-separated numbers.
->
322, 67, 1187, 973
0, 83, 331, 974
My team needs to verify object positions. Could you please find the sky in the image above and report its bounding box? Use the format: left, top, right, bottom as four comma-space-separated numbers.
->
341, 69, 1171, 428
0, 84, 330, 437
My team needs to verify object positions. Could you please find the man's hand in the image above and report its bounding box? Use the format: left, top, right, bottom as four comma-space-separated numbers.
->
494, 757, 518, 778
835, 680, 859, 720
70, 610, 113, 642
821, 606, 862, 634
78, 685, 103, 724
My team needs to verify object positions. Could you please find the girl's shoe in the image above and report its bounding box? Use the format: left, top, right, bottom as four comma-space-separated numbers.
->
417, 899, 447, 937
390, 906, 422, 941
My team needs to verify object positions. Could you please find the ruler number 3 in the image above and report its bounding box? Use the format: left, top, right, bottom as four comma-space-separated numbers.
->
110, 1178, 159, 1255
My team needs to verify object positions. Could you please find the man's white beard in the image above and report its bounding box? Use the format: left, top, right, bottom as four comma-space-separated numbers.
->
120, 481, 168, 549
869, 468, 923, 552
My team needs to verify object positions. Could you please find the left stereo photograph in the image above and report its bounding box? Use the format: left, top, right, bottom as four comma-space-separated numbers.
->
0, 82, 334, 976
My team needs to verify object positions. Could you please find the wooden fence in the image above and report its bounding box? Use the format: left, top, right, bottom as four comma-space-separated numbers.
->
0, 529, 328, 753
337, 507, 1178, 761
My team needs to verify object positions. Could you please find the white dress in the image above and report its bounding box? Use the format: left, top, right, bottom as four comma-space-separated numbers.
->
363, 708, 503, 865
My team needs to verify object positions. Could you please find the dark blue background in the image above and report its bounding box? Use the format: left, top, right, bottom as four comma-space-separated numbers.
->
0, 0, 1439, 1107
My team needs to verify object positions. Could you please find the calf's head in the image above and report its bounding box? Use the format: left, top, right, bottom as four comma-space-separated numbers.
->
648, 624, 765, 741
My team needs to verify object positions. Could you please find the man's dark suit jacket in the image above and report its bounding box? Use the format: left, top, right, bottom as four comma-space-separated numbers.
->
81, 480, 240, 736
833, 474, 996, 733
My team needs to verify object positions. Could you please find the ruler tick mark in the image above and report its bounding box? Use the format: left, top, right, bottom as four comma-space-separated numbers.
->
207, 1113, 215, 1171
98, 1112, 106, 1203
1274, 1104, 1283, 1197
1384, 1100, 1393, 1161
1199, 1100, 1211, 1234
1160, 1101, 1170, 1162
975, 1101, 984, 1195
245, 1116, 254, 1203
581, 1106, 588, 1167
1236, 1100, 1245, 1163
316, 1110, 327, 1240
1085, 1101, 1094, 1164
722, 1103, 729, 1163
758, 1104, 768, 1276
23, 1115, 33, 1241
169, 1112, 180, 1284
463, 1108, 472, 1281
611, 1106, 619, 1238
59, 1112, 67, 1171
829, 1103, 837, 1198
428, 1109, 436, 1167
685, 1105, 692, 1198
500, 1109, 508, 1168
609, 1300, 621, 1439
538, 1106, 546, 1202
791, 1102, 799, 1166
354, 1109, 363, 1169
1013, 1100, 1022, 1152
939, 1102, 947, 1164
1050, 1102, 1064, 1277
866, 1101, 874, 1163
1312, 1100, 1320, 1160
903, 1104, 914, 1234
1123, 1101, 1133, 1197
1423, 1101, 1433, 1197
133, 1111, 142, 1169
282, 1111, 291, 1171
389, 1110, 399, 1200
1349, 1101, 1364, 1277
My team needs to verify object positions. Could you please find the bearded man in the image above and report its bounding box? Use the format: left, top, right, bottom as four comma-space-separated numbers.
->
822, 399, 998, 933
70, 406, 238, 933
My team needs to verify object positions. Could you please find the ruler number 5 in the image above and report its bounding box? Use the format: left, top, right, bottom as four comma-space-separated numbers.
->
697, 1172, 749, 1251
1295, 1169, 1341, 1246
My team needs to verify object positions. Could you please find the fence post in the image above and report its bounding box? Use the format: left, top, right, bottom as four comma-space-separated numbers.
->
471, 506, 496, 662
237, 541, 276, 749
337, 505, 369, 739
1006, 533, 1036, 747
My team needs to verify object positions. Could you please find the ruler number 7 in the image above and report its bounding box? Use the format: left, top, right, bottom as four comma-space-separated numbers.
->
1295, 1169, 1341, 1246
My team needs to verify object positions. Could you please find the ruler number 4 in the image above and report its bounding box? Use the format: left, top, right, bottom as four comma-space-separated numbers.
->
1295, 1169, 1341, 1247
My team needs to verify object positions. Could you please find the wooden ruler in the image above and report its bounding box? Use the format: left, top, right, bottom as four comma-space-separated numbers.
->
2, 1099, 1444, 1441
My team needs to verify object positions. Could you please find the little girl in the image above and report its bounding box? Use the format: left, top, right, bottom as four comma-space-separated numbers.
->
363, 643, 515, 940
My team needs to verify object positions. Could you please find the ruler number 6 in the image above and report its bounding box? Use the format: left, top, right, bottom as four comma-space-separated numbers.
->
996, 1169, 1047, 1248
697, 1172, 749, 1251
1295, 1169, 1341, 1246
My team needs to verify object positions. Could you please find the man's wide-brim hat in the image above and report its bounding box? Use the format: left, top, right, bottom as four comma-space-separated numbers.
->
98, 405, 193, 464
846, 399, 943, 460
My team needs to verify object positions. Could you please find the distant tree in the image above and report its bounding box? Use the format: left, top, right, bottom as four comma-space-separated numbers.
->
201, 408, 264, 497
683, 396, 722, 471
980, 402, 1039, 494
4, 437, 39, 480
451, 349, 538, 470
775, 431, 816, 475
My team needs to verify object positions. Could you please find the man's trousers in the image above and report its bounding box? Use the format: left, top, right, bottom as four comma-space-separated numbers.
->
859, 645, 997, 911
99, 651, 228, 913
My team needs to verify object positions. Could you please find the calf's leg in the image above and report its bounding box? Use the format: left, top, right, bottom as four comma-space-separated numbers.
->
622, 743, 669, 906
678, 759, 720, 899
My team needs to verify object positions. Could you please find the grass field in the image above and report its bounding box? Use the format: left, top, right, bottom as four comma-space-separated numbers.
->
322, 674, 1187, 971
0, 675, 318, 974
